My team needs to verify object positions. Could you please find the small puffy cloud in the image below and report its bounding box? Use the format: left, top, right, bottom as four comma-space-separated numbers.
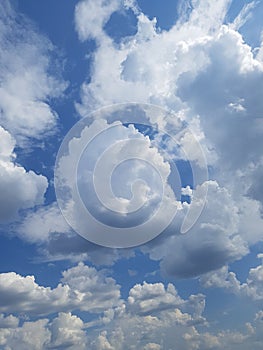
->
17, 202, 134, 266
75, 0, 120, 41
85, 282, 206, 349
95, 331, 115, 350
127, 281, 206, 326
0, 126, 48, 222
128, 282, 183, 315
243, 259, 263, 300
18, 203, 71, 243
200, 265, 242, 292
182, 185, 193, 197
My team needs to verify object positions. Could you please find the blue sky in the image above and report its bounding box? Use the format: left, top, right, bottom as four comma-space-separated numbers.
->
0, 0, 263, 348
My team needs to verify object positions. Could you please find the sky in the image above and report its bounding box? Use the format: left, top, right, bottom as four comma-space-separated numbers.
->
0, 0, 263, 349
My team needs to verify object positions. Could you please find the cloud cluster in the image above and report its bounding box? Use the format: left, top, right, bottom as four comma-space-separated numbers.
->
0, 263, 206, 349
0, 0, 67, 224
70, 0, 263, 278
0, 263, 263, 349
1, 0, 263, 348
0, 263, 120, 316
7, 0, 262, 280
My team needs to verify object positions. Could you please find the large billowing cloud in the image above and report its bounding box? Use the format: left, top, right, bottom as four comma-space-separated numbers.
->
70, 0, 263, 279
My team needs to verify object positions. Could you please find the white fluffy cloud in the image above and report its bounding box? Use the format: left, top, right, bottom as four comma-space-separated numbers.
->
14, 0, 263, 278
201, 254, 263, 301
1, 310, 262, 350
141, 180, 249, 278
0, 265, 207, 349
75, 0, 120, 41
55, 116, 180, 248
0, 318, 50, 350
72, 0, 263, 279
75, 0, 237, 115
0, 0, 68, 225
0, 0, 66, 143
0, 126, 48, 222
0, 313, 86, 350
2, 0, 263, 348
0, 263, 120, 316
0, 265, 263, 349
18, 203, 71, 243
49, 312, 87, 350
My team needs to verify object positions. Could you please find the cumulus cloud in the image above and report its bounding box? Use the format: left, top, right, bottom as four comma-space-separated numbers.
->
12, 0, 262, 277
75, 0, 235, 114
16, 201, 134, 266
0, 265, 263, 349
127, 282, 184, 315
75, 0, 121, 41
49, 312, 87, 349
0, 318, 50, 350
0, 126, 48, 222
71, 0, 263, 280
141, 181, 249, 278
0, 314, 18, 329
0, 0, 66, 143
0, 313, 87, 350
201, 254, 263, 301
1, 310, 262, 350
177, 26, 263, 172
55, 115, 181, 248
16, 202, 120, 264
1, 0, 263, 348
0, 263, 121, 316
43, 231, 127, 266
0, 0, 68, 225
18, 203, 71, 243
0, 266, 208, 349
